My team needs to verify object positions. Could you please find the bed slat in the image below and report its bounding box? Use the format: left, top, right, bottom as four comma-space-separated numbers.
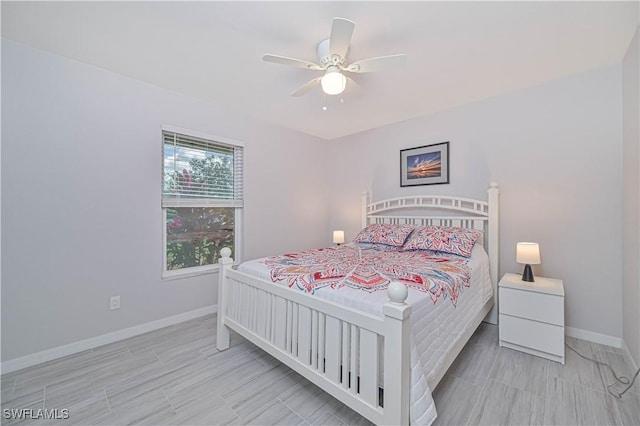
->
298, 306, 311, 365
324, 316, 341, 382
311, 310, 319, 370
359, 329, 378, 406
341, 322, 349, 389
350, 324, 358, 395
318, 313, 325, 372
275, 297, 287, 350
285, 300, 292, 353
256, 289, 267, 339
292, 304, 299, 357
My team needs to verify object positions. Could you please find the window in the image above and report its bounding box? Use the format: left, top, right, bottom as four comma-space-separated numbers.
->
162, 127, 243, 277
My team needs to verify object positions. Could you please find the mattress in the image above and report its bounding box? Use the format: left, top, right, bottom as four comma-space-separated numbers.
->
238, 243, 493, 425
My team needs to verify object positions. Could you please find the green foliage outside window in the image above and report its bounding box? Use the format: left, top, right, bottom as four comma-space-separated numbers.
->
165, 154, 235, 270
166, 206, 234, 270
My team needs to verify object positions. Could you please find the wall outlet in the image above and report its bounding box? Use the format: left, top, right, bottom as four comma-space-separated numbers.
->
110, 296, 120, 310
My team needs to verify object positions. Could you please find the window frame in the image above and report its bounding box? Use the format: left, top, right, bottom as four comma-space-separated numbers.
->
161, 125, 243, 279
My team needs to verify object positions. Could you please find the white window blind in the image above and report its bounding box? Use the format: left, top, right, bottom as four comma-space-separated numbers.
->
162, 130, 243, 208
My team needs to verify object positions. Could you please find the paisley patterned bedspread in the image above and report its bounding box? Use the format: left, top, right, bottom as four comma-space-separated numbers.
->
264, 244, 471, 307
238, 243, 492, 425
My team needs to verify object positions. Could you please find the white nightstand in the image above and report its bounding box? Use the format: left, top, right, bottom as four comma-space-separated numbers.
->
498, 272, 565, 364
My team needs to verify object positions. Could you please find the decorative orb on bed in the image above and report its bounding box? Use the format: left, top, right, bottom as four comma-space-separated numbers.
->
387, 281, 409, 304
220, 247, 232, 258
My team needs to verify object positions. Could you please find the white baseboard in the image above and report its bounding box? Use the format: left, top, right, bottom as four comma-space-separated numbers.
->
565, 326, 622, 348
1, 305, 217, 374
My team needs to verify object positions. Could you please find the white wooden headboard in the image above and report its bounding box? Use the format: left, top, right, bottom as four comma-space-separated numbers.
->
361, 183, 500, 323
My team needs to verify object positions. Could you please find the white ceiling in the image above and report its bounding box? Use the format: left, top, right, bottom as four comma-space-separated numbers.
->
2, 1, 638, 140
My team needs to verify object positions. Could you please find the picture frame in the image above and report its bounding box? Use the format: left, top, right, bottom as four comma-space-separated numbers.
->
400, 141, 450, 187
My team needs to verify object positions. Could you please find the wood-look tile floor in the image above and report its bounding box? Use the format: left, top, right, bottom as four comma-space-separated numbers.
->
1, 315, 638, 425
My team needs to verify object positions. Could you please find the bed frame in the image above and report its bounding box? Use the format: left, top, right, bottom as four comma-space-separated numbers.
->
216, 183, 499, 425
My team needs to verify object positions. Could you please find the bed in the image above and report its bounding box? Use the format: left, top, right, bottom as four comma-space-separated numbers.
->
216, 184, 499, 425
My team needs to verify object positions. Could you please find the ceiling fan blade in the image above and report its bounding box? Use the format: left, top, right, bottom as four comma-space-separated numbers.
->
290, 77, 322, 97
263, 54, 324, 71
345, 75, 359, 90
329, 18, 355, 59
345, 54, 407, 73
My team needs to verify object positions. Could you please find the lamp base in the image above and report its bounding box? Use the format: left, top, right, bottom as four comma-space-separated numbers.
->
521, 264, 535, 282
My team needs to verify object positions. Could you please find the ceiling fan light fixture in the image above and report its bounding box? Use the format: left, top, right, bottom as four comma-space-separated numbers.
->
321, 68, 346, 95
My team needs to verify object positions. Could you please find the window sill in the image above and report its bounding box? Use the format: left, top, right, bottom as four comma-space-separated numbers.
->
162, 266, 220, 281
161, 262, 239, 281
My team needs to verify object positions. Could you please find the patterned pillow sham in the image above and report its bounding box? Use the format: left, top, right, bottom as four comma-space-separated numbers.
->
402, 226, 482, 257
351, 242, 403, 252
353, 224, 415, 247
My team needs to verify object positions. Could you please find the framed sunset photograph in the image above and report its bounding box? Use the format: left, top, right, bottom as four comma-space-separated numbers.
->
400, 141, 450, 187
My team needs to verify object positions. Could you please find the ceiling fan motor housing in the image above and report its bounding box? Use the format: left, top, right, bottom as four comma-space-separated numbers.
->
317, 39, 346, 68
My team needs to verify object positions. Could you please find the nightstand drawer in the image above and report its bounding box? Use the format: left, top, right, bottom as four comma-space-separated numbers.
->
499, 314, 564, 356
499, 287, 563, 326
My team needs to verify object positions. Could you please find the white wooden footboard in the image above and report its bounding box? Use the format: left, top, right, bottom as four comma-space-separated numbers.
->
216, 248, 411, 425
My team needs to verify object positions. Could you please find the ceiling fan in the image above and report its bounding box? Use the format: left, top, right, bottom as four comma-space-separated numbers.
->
263, 17, 407, 97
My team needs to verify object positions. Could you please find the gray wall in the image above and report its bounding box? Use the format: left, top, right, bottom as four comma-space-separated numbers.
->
1, 36, 632, 363
1, 39, 329, 362
328, 65, 623, 340
622, 27, 640, 366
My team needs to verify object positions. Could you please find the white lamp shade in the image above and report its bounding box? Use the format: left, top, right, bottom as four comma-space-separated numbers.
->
321, 70, 346, 95
333, 230, 345, 244
516, 242, 541, 264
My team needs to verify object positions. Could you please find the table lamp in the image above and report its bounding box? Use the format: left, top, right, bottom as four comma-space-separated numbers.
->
516, 242, 541, 282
